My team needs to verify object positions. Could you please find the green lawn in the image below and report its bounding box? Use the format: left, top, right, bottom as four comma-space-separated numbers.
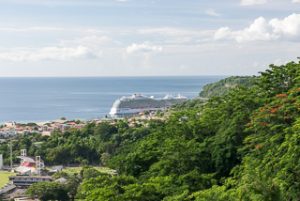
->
0, 171, 15, 188
63, 166, 117, 176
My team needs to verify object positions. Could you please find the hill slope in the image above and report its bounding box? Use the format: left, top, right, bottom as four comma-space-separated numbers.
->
3, 61, 300, 201
199, 76, 257, 98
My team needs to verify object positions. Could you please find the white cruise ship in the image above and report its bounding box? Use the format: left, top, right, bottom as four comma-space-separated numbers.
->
109, 94, 187, 117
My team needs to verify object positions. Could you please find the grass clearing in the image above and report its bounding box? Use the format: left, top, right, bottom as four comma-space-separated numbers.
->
0, 171, 15, 188
63, 166, 117, 176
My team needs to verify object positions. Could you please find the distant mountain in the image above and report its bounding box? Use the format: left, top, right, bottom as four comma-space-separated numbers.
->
199, 76, 257, 98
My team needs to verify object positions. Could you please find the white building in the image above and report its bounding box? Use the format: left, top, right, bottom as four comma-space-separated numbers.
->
0, 130, 17, 139
4, 122, 16, 128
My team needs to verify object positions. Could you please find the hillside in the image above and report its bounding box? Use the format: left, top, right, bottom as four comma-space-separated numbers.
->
2, 61, 300, 201
199, 76, 257, 98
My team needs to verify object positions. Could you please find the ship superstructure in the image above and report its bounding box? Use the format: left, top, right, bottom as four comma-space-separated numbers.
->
109, 94, 187, 117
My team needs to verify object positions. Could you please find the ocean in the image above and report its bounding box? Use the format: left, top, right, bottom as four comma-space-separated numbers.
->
0, 76, 224, 123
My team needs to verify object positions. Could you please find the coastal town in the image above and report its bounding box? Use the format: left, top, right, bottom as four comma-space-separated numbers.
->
0, 119, 88, 139
0, 111, 163, 139
0, 90, 188, 200
0, 118, 94, 200
0, 109, 167, 200
0, 93, 176, 199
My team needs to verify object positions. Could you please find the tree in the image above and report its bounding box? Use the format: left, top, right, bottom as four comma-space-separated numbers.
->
65, 175, 81, 201
26, 182, 69, 201
80, 167, 103, 180
94, 122, 118, 142
77, 175, 136, 201
101, 152, 111, 166
258, 61, 300, 97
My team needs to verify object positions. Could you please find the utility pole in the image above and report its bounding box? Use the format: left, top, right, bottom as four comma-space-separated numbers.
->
36, 156, 42, 176
10, 140, 13, 170
10, 123, 17, 171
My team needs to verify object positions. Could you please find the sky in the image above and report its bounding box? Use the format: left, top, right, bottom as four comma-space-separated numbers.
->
0, 0, 299, 77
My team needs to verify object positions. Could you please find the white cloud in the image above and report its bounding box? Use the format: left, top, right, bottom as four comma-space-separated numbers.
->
241, 0, 300, 5
138, 27, 200, 37
241, 0, 268, 6
214, 13, 300, 42
0, 0, 121, 6
137, 27, 214, 45
60, 35, 112, 48
214, 27, 233, 40
0, 35, 111, 62
0, 26, 64, 32
270, 13, 300, 36
0, 46, 99, 62
126, 42, 163, 54
205, 9, 221, 17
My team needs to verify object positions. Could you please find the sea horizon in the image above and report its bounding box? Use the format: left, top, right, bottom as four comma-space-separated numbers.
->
0, 75, 236, 78
0, 76, 225, 123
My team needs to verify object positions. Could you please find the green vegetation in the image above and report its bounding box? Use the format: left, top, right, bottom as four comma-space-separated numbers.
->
62, 166, 115, 176
3, 61, 300, 200
0, 171, 15, 188
77, 61, 300, 201
27, 167, 108, 201
199, 76, 257, 98
26, 182, 69, 201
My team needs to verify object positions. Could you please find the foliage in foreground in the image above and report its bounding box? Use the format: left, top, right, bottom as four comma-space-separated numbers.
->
26, 182, 69, 201
10, 61, 300, 200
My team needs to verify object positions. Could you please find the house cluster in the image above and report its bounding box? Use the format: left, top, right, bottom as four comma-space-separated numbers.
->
0, 119, 87, 138
36, 119, 86, 136
125, 111, 165, 127
0, 109, 166, 139
0, 122, 17, 139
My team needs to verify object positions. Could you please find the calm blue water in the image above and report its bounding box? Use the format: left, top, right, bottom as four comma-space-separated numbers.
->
0, 76, 224, 123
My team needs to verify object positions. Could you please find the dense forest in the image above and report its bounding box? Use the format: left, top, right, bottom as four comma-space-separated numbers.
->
199, 75, 257, 98
1, 61, 300, 200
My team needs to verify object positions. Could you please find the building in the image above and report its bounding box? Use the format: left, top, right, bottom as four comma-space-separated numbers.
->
4, 122, 16, 128
9, 176, 52, 186
0, 183, 16, 196
0, 129, 17, 139
15, 156, 44, 175
14, 197, 38, 201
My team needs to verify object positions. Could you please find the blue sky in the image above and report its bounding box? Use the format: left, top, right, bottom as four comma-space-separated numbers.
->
0, 0, 299, 76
